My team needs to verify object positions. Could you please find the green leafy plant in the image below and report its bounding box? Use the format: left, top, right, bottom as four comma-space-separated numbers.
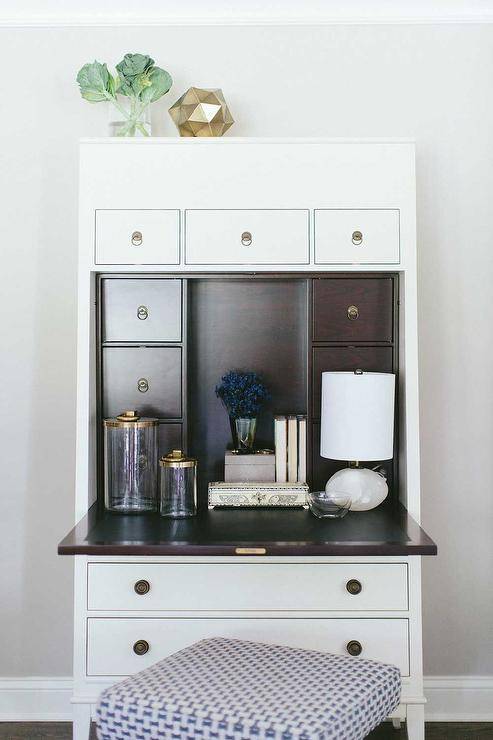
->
77, 54, 172, 137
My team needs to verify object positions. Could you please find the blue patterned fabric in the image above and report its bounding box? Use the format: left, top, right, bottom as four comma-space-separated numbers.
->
96, 637, 401, 740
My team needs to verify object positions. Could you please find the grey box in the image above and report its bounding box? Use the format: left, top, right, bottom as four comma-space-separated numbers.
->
224, 451, 276, 483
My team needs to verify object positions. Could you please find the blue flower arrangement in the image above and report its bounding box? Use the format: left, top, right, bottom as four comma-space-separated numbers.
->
215, 371, 271, 419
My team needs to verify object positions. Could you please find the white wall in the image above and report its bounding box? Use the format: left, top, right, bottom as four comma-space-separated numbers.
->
0, 22, 492, 682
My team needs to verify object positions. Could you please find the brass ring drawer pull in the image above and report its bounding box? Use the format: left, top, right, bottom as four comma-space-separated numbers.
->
352, 230, 363, 245
137, 377, 149, 393
133, 639, 149, 656
131, 230, 143, 246
134, 579, 150, 595
241, 231, 252, 246
347, 305, 359, 321
346, 640, 363, 657
346, 579, 362, 595
137, 305, 149, 321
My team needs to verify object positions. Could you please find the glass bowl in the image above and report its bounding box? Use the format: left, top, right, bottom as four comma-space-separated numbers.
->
308, 490, 351, 519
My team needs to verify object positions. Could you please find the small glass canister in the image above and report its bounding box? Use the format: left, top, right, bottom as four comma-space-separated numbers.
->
103, 410, 158, 513
159, 450, 197, 518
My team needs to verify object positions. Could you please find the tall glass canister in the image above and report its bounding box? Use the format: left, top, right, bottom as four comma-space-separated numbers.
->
103, 411, 158, 513
159, 450, 197, 518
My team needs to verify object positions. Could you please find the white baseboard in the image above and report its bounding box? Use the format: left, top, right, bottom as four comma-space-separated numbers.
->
0, 678, 73, 721
0, 676, 491, 723
424, 676, 493, 722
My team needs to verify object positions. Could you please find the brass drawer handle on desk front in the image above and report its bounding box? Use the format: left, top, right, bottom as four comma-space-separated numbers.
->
241, 231, 252, 246
346, 640, 363, 657
346, 579, 362, 595
134, 579, 151, 595
133, 639, 149, 656
352, 230, 363, 245
131, 230, 143, 246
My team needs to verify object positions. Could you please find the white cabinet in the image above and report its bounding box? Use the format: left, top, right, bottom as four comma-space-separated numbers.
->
95, 210, 180, 265
88, 562, 408, 612
87, 617, 410, 677
185, 209, 309, 265
70, 140, 425, 740
315, 209, 400, 264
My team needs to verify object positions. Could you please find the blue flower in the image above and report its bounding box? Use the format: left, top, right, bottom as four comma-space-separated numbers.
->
215, 370, 271, 419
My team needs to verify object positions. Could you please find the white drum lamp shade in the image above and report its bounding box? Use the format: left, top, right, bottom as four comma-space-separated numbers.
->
320, 371, 395, 512
320, 371, 395, 462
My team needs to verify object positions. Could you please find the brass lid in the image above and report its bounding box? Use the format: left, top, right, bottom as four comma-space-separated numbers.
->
104, 410, 158, 429
159, 449, 197, 468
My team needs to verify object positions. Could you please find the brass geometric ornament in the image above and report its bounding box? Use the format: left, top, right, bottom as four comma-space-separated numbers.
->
168, 87, 234, 137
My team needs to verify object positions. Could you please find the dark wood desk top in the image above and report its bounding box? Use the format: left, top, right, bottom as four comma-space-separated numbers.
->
58, 502, 437, 556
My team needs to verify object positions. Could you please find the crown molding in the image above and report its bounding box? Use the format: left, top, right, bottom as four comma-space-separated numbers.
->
2, 14, 493, 28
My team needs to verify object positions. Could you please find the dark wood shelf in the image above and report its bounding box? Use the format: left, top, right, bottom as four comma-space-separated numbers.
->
58, 502, 437, 557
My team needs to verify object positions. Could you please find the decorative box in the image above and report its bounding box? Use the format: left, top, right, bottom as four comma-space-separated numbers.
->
208, 482, 309, 509
224, 450, 276, 483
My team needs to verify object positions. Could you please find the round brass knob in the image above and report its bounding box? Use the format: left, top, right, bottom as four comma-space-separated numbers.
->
346, 579, 362, 595
346, 640, 363, 657
133, 639, 149, 656
134, 579, 150, 596
352, 230, 363, 245
131, 230, 143, 246
137, 305, 149, 321
241, 231, 252, 246
347, 305, 359, 321
137, 377, 149, 393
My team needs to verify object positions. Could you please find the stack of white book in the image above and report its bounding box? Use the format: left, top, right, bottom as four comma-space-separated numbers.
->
274, 415, 307, 483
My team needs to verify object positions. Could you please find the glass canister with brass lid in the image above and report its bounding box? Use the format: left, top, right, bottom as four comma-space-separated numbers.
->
103, 410, 158, 513
159, 450, 197, 518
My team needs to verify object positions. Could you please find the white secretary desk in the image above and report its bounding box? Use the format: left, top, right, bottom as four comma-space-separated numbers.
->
59, 138, 436, 740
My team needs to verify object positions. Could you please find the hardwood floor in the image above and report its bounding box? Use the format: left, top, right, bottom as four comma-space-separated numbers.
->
0, 723, 492, 739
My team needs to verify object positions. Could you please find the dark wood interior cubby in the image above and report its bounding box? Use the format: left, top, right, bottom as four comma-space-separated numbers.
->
188, 278, 308, 499
97, 273, 399, 510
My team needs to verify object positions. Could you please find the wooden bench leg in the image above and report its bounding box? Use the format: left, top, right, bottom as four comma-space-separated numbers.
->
406, 705, 425, 740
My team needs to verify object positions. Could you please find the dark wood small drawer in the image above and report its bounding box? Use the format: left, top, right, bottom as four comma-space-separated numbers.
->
102, 278, 182, 343
158, 423, 183, 457
103, 347, 182, 419
313, 278, 394, 343
312, 346, 393, 416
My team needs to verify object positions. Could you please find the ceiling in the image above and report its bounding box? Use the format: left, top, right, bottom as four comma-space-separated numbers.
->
2, 0, 493, 25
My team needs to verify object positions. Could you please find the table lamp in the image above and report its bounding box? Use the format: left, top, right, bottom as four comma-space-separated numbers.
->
320, 370, 395, 511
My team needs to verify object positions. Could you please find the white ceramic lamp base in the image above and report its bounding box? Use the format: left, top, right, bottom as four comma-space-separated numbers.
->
325, 467, 388, 511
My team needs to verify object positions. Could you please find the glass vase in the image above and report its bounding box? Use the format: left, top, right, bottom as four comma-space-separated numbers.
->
108, 97, 151, 137
233, 417, 257, 454
159, 450, 197, 518
103, 412, 158, 513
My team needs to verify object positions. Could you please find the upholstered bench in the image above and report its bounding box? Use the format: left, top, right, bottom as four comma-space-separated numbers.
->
95, 637, 401, 740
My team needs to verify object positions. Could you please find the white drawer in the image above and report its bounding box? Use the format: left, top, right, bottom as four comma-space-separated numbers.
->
87, 563, 408, 612
87, 617, 409, 677
314, 209, 399, 264
185, 209, 309, 265
95, 210, 180, 265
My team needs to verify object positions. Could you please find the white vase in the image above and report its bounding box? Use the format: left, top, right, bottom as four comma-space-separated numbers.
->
325, 467, 388, 511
